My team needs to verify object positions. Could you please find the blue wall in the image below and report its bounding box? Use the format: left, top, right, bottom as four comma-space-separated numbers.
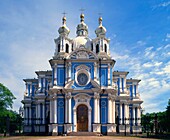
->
117, 78, 120, 95
101, 98, 108, 124
57, 67, 65, 86
100, 68, 108, 86
57, 98, 64, 124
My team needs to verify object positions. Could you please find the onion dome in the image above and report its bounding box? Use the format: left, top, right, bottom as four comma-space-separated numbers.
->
58, 16, 70, 36
76, 13, 88, 36
95, 16, 106, 37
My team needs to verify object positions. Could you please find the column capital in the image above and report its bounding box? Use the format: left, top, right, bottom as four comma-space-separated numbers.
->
108, 93, 115, 101
65, 92, 72, 99
94, 92, 100, 99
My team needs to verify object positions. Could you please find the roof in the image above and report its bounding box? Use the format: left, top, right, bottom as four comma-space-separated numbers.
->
113, 71, 129, 76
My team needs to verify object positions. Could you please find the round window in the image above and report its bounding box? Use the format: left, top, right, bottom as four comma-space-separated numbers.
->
77, 73, 88, 86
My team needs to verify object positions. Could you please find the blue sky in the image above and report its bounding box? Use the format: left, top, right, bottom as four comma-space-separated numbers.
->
0, 0, 170, 113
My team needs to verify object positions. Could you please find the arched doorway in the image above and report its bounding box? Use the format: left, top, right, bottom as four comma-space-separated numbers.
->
77, 104, 88, 131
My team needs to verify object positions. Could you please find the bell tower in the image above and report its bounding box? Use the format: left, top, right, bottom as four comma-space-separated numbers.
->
54, 14, 72, 59
93, 16, 111, 59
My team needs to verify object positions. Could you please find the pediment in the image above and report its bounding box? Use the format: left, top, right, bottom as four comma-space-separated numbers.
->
67, 48, 98, 59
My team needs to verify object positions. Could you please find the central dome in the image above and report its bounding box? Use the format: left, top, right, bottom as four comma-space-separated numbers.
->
73, 36, 92, 49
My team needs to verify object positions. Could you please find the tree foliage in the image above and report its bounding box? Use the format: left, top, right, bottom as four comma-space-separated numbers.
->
0, 83, 21, 134
166, 99, 170, 132
142, 99, 170, 133
0, 83, 16, 111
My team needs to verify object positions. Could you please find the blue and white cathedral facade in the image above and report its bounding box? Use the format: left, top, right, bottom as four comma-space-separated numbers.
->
22, 14, 143, 135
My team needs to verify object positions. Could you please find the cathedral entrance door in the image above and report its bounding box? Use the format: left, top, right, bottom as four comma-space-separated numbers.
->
77, 104, 88, 131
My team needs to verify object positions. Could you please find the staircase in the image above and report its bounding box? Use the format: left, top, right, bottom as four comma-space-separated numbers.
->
67, 132, 100, 136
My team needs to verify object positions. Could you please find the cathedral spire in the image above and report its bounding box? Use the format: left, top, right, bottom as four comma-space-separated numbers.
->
62, 15, 66, 25
95, 16, 106, 37
99, 16, 102, 26
62, 11, 67, 25
58, 13, 70, 37
79, 8, 85, 23
80, 13, 84, 23
76, 9, 88, 36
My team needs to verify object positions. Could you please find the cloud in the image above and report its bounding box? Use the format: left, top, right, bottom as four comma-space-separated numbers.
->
144, 46, 156, 59
162, 61, 170, 74
111, 53, 129, 60
143, 61, 162, 68
137, 40, 146, 46
164, 44, 170, 49
158, 1, 170, 7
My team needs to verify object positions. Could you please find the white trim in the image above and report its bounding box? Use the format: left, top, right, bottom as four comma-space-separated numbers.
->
75, 65, 91, 86
73, 93, 92, 132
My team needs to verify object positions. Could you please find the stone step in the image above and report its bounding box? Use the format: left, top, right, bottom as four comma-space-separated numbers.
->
67, 132, 100, 136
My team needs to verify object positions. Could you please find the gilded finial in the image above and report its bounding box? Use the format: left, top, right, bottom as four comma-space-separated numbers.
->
98, 13, 103, 26
79, 8, 85, 22
62, 11, 67, 25
80, 13, 84, 22
99, 16, 102, 26
62, 16, 66, 25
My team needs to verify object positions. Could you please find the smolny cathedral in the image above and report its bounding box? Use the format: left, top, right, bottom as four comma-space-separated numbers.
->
21, 13, 143, 135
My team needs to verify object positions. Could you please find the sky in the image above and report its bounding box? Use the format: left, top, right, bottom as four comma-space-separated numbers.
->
0, 0, 170, 113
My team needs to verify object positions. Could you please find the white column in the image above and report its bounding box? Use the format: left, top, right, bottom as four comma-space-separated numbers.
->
38, 104, 40, 124
26, 84, 28, 94
74, 110, 77, 132
136, 84, 139, 94
97, 98, 100, 123
112, 100, 115, 123
133, 107, 136, 125
50, 100, 53, 123
125, 104, 129, 124
68, 97, 72, 123
99, 38, 102, 52
124, 78, 126, 92
54, 99, 57, 123
119, 78, 122, 92
54, 66, 57, 85
43, 79, 46, 89
88, 109, 92, 132
108, 64, 111, 86
35, 105, 37, 124
30, 84, 32, 95
63, 38, 65, 52
42, 104, 45, 124
137, 107, 141, 125
94, 97, 97, 123
108, 98, 112, 123
119, 103, 122, 124
65, 98, 68, 123
133, 85, 135, 97
29, 107, 31, 125
101, 39, 104, 52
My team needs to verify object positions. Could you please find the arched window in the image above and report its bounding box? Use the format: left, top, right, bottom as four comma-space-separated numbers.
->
105, 44, 107, 53
66, 44, 69, 53
96, 44, 99, 53
58, 44, 60, 52
91, 43, 93, 51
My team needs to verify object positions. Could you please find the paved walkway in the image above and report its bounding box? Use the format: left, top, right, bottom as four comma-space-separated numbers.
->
0, 136, 160, 140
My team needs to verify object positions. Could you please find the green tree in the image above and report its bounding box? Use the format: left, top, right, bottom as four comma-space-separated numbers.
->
0, 83, 17, 134
166, 99, 170, 132
141, 99, 170, 134
0, 83, 16, 111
